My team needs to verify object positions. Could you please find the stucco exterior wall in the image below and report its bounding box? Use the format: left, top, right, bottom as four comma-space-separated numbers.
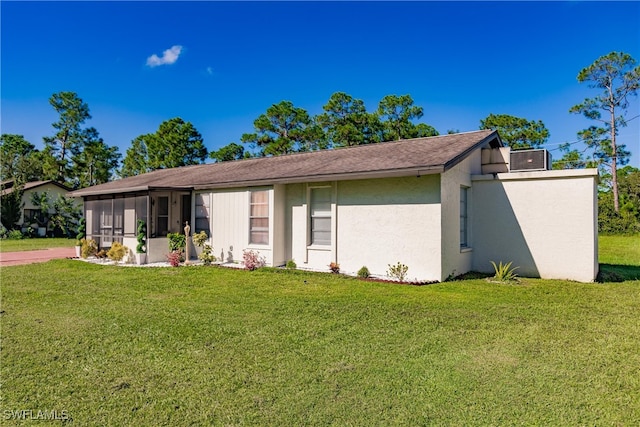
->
471, 170, 599, 282
281, 176, 443, 280
440, 151, 481, 281
336, 176, 442, 281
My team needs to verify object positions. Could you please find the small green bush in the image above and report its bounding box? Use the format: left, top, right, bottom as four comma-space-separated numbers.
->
357, 266, 370, 278
387, 262, 409, 282
286, 259, 297, 269
168, 232, 186, 253
7, 229, 24, 240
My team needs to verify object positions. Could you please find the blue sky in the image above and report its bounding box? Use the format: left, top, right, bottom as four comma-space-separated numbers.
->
2, 1, 639, 168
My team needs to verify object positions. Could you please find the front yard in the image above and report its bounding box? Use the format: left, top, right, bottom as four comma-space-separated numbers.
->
1, 239, 639, 425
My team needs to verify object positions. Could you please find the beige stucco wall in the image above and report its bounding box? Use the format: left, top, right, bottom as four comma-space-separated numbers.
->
285, 176, 443, 281
471, 169, 599, 282
440, 150, 481, 280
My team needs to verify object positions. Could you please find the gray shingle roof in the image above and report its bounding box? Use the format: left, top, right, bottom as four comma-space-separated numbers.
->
69, 130, 500, 197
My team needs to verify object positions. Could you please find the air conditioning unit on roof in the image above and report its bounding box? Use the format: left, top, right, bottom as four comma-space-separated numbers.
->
510, 149, 551, 172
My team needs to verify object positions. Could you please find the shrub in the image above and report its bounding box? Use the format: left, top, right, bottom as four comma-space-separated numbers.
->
76, 217, 86, 246
107, 242, 128, 262
357, 266, 370, 278
80, 238, 98, 259
0, 224, 7, 239
136, 220, 147, 254
286, 259, 297, 269
329, 262, 340, 274
168, 232, 186, 253
7, 229, 23, 240
243, 249, 265, 271
192, 231, 216, 266
192, 230, 208, 247
387, 262, 409, 282
199, 244, 216, 266
167, 251, 181, 267
490, 261, 519, 282
96, 249, 108, 260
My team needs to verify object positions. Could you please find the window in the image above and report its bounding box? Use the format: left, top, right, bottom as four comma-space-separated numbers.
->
23, 209, 40, 224
156, 196, 169, 237
460, 187, 469, 248
249, 190, 269, 245
195, 193, 211, 235
310, 187, 331, 246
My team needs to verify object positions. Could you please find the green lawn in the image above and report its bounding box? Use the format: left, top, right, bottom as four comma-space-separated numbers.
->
0, 237, 76, 253
2, 250, 639, 425
598, 234, 640, 281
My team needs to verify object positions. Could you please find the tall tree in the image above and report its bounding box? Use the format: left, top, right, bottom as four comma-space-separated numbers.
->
479, 114, 550, 149
241, 101, 326, 156
121, 118, 207, 176
376, 94, 427, 141
569, 51, 640, 212
0, 186, 24, 230
43, 92, 91, 182
146, 118, 207, 169
209, 142, 246, 163
120, 135, 151, 177
0, 134, 43, 183
317, 92, 381, 147
71, 127, 121, 188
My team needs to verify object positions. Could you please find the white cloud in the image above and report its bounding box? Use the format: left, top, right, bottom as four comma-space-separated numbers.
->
146, 45, 183, 67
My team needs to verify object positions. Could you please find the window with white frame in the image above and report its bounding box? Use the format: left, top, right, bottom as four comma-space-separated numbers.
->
249, 190, 269, 245
195, 193, 211, 236
460, 186, 469, 248
310, 187, 331, 246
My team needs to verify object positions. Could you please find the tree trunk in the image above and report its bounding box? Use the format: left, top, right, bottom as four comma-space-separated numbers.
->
610, 102, 620, 213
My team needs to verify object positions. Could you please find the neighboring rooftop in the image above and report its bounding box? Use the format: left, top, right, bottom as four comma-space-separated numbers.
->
1, 180, 71, 197
69, 130, 501, 197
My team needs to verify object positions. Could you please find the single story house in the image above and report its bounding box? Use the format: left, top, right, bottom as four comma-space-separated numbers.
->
1, 180, 73, 235
69, 130, 599, 282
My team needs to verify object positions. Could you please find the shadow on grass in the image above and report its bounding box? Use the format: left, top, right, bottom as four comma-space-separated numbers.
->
598, 264, 640, 282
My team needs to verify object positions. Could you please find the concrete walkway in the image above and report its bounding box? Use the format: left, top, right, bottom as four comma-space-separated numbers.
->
0, 247, 77, 267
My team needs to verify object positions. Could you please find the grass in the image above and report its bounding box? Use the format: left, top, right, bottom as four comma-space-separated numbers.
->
0, 237, 76, 253
2, 245, 640, 425
598, 234, 640, 281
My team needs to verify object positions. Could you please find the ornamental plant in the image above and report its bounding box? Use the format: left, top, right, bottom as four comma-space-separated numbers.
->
167, 251, 181, 267
136, 220, 147, 254
192, 231, 216, 265
357, 266, 370, 278
286, 259, 297, 269
490, 261, 519, 282
387, 262, 409, 282
75, 217, 86, 246
107, 242, 128, 263
329, 262, 340, 274
243, 249, 265, 271
80, 238, 98, 259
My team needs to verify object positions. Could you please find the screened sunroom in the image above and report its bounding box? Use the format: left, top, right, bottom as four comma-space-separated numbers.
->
83, 189, 192, 263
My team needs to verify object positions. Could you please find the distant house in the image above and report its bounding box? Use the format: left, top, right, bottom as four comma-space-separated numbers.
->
1, 180, 73, 235
69, 130, 599, 282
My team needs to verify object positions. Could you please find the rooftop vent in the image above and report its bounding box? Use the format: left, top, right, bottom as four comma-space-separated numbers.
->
510, 149, 551, 172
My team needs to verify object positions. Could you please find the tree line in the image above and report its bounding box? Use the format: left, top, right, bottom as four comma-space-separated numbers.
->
2, 51, 639, 233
